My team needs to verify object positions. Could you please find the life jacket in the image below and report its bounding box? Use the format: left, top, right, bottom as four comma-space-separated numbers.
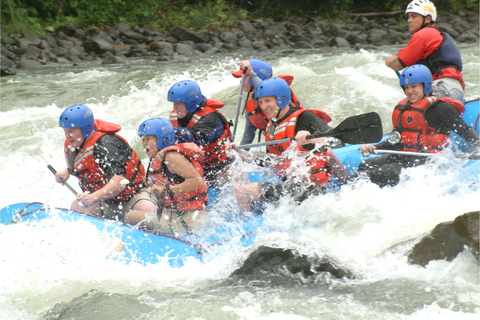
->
169, 99, 232, 170
418, 28, 463, 76
147, 143, 208, 211
246, 74, 306, 131
64, 119, 145, 202
264, 109, 332, 184
392, 96, 465, 153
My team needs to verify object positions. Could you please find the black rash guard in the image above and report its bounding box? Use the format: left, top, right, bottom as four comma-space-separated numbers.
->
94, 134, 132, 179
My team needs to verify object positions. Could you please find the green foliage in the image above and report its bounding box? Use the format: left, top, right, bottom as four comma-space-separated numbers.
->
231, 0, 352, 20
1, 0, 476, 37
154, 0, 247, 31
350, 0, 477, 12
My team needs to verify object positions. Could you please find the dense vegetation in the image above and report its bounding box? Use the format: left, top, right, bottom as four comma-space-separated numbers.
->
1, 0, 477, 37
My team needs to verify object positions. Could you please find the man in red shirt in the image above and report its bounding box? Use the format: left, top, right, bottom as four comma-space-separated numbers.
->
385, 0, 465, 102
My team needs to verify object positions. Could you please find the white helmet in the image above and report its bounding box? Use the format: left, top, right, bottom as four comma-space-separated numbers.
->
406, 0, 437, 22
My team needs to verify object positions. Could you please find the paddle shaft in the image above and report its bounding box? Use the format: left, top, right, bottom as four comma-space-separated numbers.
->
374, 149, 435, 157
235, 133, 323, 149
46, 163, 79, 195
235, 112, 383, 150
154, 186, 193, 235
231, 68, 247, 142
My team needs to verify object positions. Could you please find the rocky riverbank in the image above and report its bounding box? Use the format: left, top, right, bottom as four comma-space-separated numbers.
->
1, 9, 478, 76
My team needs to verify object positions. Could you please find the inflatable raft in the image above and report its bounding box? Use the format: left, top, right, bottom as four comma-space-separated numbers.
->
0, 184, 263, 267
1, 100, 478, 267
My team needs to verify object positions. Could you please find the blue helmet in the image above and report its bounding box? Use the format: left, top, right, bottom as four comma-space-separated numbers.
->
254, 77, 291, 109
138, 118, 175, 150
232, 59, 273, 87
167, 80, 203, 112
399, 64, 432, 95
59, 104, 94, 138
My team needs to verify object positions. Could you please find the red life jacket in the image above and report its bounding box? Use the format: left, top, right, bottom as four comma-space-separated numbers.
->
148, 143, 208, 211
264, 109, 332, 184
64, 119, 145, 202
392, 96, 465, 153
169, 99, 232, 170
246, 74, 306, 131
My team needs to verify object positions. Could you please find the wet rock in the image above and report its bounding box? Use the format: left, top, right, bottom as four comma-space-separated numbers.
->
330, 37, 350, 48
231, 245, 353, 280
84, 38, 115, 54
0, 10, 478, 76
17, 58, 42, 69
1, 56, 16, 76
120, 30, 145, 43
173, 26, 208, 43
44, 289, 155, 320
175, 42, 194, 55
408, 211, 479, 266
101, 51, 126, 64
456, 31, 479, 43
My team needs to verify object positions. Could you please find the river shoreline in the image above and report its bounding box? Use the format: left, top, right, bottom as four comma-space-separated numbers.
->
1, 9, 478, 76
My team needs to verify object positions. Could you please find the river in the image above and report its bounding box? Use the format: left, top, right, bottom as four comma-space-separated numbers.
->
0, 44, 479, 319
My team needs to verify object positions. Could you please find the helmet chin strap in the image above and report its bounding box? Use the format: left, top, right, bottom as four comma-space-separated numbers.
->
274, 107, 282, 120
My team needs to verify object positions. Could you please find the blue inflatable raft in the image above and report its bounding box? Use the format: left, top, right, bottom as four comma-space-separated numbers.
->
1, 100, 478, 267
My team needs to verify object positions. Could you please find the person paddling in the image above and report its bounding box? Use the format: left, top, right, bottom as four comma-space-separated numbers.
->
168, 80, 234, 187
56, 104, 156, 223
136, 118, 208, 234
231, 59, 307, 148
234, 77, 348, 211
357, 64, 479, 187
385, 0, 465, 101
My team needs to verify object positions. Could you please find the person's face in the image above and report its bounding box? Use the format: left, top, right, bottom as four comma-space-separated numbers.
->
404, 83, 425, 104
407, 12, 427, 33
173, 102, 188, 119
258, 95, 279, 120
64, 127, 85, 149
141, 135, 159, 158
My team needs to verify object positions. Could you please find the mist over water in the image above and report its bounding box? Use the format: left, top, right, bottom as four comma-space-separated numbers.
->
1, 44, 479, 319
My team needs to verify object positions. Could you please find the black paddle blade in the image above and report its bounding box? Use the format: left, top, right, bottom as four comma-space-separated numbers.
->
326, 112, 383, 144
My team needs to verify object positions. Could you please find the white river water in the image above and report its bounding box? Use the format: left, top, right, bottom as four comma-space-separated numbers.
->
0, 44, 479, 319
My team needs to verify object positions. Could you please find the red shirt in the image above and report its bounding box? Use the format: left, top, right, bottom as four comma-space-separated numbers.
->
396, 26, 464, 87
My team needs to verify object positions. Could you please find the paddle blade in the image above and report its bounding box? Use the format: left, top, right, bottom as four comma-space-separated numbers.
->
329, 112, 383, 144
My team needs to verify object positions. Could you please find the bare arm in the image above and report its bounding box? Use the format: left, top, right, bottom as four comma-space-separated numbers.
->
385, 55, 404, 71
156, 151, 206, 194
76, 175, 127, 207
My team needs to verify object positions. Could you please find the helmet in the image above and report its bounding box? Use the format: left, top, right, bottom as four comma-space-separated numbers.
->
167, 80, 203, 112
406, 0, 437, 22
138, 118, 175, 150
59, 104, 94, 138
399, 64, 433, 96
232, 59, 273, 86
254, 77, 291, 110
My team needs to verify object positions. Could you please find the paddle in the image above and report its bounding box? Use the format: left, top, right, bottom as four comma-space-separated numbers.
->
374, 149, 435, 157
231, 67, 248, 142
42, 157, 78, 195
235, 112, 383, 150
153, 186, 193, 235
153, 188, 167, 219
374, 149, 480, 159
